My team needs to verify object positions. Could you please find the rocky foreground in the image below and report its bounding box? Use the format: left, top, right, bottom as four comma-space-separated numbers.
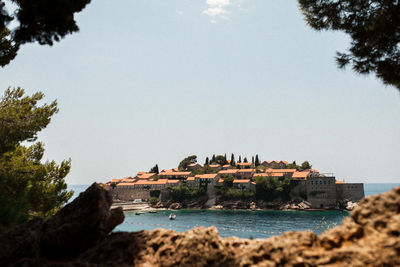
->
0, 184, 399, 266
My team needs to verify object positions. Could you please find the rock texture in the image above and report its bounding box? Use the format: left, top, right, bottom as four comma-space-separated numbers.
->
1, 183, 399, 266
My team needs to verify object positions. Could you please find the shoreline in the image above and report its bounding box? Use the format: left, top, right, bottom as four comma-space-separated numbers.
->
111, 202, 351, 212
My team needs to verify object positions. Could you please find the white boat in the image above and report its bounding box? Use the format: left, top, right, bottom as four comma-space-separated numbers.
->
169, 213, 176, 220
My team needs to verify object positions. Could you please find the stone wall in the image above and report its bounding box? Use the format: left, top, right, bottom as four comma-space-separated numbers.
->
336, 183, 365, 201
109, 188, 150, 201
306, 176, 337, 208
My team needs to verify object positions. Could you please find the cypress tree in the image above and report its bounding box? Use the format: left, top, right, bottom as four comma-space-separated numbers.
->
211, 154, 216, 163
243, 157, 248, 163
230, 153, 235, 166
255, 155, 260, 167
205, 157, 209, 165
252, 156, 254, 164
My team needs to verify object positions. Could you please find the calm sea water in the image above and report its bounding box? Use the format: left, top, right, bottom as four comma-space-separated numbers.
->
67, 183, 399, 239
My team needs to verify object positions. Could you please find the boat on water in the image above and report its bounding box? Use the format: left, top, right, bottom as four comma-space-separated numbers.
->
135, 212, 141, 215
169, 213, 176, 220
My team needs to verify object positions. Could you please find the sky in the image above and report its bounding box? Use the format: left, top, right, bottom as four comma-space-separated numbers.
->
1, 0, 399, 184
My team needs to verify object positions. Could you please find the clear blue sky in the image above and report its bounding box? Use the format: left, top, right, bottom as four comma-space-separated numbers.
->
1, 0, 399, 184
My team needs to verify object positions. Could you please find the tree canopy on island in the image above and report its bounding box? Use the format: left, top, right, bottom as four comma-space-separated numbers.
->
298, 0, 400, 91
178, 155, 197, 171
0, 0, 92, 66
0, 88, 72, 232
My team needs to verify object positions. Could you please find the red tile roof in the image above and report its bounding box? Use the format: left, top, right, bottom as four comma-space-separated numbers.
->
137, 173, 156, 179
186, 177, 195, 181
254, 173, 284, 177
159, 171, 191, 176
135, 179, 168, 185
116, 182, 136, 186
292, 172, 310, 179
195, 174, 218, 179
209, 164, 221, 168
266, 169, 296, 173
237, 162, 252, 166
237, 169, 255, 173
233, 179, 250, 183
218, 169, 238, 174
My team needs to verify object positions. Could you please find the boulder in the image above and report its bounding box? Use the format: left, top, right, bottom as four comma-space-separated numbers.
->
169, 203, 182, 209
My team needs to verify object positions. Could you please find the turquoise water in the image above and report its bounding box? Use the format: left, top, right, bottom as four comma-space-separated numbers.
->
67, 183, 399, 239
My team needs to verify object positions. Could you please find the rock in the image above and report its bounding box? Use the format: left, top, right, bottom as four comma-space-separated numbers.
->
1, 184, 400, 266
154, 202, 164, 208
169, 203, 182, 209
210, 205, 223, 210
346, 201, 358, 210
0, 183, 124, 265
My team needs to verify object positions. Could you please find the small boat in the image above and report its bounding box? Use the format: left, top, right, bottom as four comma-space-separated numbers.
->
135, 212, 141, 215
169, 213, 176, 220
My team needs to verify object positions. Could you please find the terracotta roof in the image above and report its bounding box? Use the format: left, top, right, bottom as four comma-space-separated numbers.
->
254, 173, 284, 177
172, 168, 179, 172
158, 171, 191, 176
217, 178, 224, 183
135, 179, 168, 185
168, 179, 180, 184
218, 169, 238, 174
188, 163, 200, 167
233, 179, 250, 183
281, 161, 289, 164
266, 169, 296, 173
237, 169, 255, 173
137, 172, 147, 175
117, 182, 136, 186
336, 181, 345, 184
111, 179, 122, 183
121, 176, 134, 182
209, 164, 221, 168
222, 164, 231, 168
195, 173, 218, 179
137, 173, 156, 179
292, 172, 310, 179
237, 162, 252, 166
186, 177, 195, 181
251, 182, 256, 185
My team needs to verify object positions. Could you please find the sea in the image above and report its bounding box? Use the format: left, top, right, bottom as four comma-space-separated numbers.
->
67, 183, 399, 239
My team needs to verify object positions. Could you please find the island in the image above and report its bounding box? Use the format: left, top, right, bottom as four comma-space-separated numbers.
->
101, 154, 364, 211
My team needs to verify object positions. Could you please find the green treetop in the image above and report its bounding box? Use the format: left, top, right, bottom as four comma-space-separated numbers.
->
178, 155, 197, 171
0, 88, 73, 232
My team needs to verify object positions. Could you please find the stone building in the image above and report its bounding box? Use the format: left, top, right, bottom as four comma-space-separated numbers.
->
336, 182, 365, 201
306, 176, 337, 209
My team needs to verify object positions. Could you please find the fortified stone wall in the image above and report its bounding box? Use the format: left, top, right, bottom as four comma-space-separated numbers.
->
109, 188, 150, 201
290, 180, 307, 199
306, 176, 337, 208
336, 183, 365, 201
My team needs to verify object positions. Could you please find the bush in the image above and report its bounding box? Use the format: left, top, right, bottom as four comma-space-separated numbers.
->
167, 185, 206, 203
218, 188, 254, 201
150, 197, 159, 205
254, 176, 293, 201
150, 190, 160, 198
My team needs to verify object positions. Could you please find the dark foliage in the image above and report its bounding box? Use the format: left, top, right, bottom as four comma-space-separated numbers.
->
299, 0, 400, 91
0, 0, 91, 66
